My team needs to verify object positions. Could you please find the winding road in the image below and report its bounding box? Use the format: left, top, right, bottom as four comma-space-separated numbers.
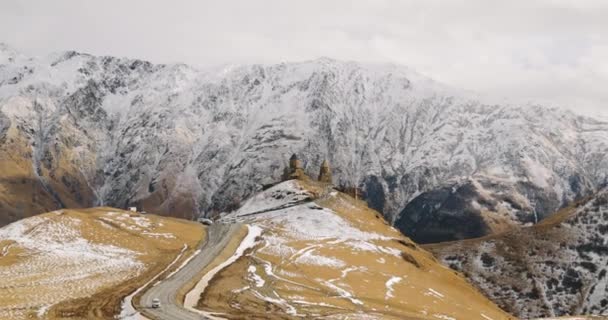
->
138, 223, 242, 320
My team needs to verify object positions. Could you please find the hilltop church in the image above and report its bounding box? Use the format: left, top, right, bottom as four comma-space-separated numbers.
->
282, 154, 332, 184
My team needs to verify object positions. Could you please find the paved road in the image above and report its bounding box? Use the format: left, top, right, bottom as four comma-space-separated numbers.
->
139, 223, 242, 320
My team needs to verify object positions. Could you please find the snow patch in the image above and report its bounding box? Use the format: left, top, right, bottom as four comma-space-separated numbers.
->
248, 265, 266, 288
294, 249, 346, 268
385, 276, 402, 299
184, 225, 263, 319
425, 288, 445, 299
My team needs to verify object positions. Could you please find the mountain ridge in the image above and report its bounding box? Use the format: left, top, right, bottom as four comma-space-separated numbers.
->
0, 44, 607, 244
427, 188, 608, 318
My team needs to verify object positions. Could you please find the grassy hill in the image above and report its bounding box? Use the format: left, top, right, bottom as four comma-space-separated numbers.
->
195, 179, 515, 319
0, 207, 205, 319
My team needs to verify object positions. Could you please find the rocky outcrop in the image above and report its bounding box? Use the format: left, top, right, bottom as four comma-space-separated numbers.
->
395, 181, 490, 243
428, 189, 608, 318
0, 110, 8, 142
395, 176, 558, 243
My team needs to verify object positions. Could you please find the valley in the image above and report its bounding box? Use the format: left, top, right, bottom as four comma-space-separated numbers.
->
0, 179, 517, 320
1, 160, 606, 319
1, 43, 607, 320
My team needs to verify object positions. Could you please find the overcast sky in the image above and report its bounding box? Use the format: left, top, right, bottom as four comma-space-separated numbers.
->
1, 0, 607, 116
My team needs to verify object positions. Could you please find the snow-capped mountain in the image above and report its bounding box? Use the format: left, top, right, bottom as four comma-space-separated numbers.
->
428, 188, 608, 318
1, 43, 607, 241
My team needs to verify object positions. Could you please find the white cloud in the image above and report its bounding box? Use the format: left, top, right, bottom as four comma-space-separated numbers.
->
0, 0, 606, 115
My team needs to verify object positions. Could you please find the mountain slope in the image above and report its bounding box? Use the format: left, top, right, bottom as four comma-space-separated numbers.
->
192, 179, 515, 319
1, 44, 607, 242
0, 207, 204, 319
426, 189, 608, 318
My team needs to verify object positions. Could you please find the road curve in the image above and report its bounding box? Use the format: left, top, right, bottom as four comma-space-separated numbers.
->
139, 223, 242, 320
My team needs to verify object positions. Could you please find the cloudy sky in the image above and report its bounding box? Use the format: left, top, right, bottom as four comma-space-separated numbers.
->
1, 0, 606, 115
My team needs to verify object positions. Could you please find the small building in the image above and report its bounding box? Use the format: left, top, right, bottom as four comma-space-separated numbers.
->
283, 154, 307, 180
289, 154, 302, 170
128, 207, 137, 212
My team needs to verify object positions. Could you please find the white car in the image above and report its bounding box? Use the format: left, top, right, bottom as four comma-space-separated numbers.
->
151, 298, 161, 308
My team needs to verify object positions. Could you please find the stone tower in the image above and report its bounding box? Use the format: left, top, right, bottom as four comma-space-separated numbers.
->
284, 154, 306, 180
289, 154, 302, 170
318, 159, 332, 184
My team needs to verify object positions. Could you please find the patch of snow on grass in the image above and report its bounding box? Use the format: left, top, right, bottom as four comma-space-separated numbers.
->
36, 304, 50, 318
231, 181, 311, 217
291, 300, 338, 308
0, 215, 144, 317
248, 265, 266, 288
340, 267, 358, 279
245, 203, 388, 241
294, 249, 346, 268
322, 280, 363, 306
0, 216, 139, 263
251, 290, 299, 315
425, 288, 445, 299
480, 314, 495, 320
385, 276, 402, 299
257, 235, 296, 256
131, 216, 152, 229
141, 232, 175, 239
347, 240, 402, 257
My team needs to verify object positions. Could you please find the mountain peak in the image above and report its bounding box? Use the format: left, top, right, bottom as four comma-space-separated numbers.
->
0, 42, 20, 64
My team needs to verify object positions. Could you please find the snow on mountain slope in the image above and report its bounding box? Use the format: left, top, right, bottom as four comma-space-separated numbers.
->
427, 189, 608, 319
199, 180, 515, 319
0, 43, 607, 242
0, 207, 204, 320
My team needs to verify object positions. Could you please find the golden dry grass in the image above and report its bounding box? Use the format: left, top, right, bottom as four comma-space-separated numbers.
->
536, 315, 608, 319
0, 207, 205, 320
196, 180, 516, 320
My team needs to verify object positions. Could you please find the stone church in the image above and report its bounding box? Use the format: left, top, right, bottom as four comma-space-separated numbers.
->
282, 154, 332, 184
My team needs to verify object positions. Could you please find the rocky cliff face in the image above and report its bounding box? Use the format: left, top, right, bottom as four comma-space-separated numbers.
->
394, 173, 588, 243
1, 44, 607, 241
427, 189, 608, 318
